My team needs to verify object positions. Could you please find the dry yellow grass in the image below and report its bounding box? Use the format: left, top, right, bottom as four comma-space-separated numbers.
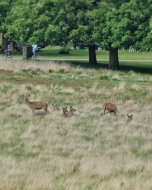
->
0, 58, 152, 190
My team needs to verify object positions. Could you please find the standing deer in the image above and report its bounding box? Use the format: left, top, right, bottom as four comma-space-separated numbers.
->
103, 102, 117, 116
25, 97, 49, 114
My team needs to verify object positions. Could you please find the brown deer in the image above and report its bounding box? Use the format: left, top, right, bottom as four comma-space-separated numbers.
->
62, 107, 74, 117
127, 114, 133, 122
103, 102, 117, 116
25, 97, 49, 114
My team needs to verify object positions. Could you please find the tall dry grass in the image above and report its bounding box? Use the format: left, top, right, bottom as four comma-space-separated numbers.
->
0, 58, 152, 190
0, 58, 95, 74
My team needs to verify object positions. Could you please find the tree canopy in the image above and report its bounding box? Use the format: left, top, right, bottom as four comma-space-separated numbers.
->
1, 0, 152, 68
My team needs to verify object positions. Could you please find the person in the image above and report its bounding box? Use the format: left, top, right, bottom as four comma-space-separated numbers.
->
32, 44, 38, 58
4, 44, 12, 58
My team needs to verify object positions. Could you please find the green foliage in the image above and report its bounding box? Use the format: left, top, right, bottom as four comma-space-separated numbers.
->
58, 48, 69, 54
0, 1, 10, 31
45, 25, 61, 44
0, 0, 151, 66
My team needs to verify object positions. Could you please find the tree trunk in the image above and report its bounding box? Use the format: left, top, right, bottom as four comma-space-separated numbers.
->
109, 47, 119, 69
2, 35, 9, 51
10, 41, 14, 52
88, 41, 97, 65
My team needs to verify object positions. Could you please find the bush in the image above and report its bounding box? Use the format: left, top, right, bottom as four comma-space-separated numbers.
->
58, 48, 70, 54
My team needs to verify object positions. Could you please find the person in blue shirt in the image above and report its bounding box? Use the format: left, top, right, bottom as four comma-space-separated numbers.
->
32, 44, 38, 58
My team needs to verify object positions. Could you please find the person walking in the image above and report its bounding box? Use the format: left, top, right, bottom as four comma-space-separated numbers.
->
4, 44, 12, 58
32, 44, 38, 58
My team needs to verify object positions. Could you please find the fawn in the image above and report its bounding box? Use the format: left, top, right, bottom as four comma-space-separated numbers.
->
103, 102, 117, 116
69, 106, 77, 113
25, 97, 49, 114
62, 107, 74, 117
127, 114, 133, 122
52, 104, 60, 111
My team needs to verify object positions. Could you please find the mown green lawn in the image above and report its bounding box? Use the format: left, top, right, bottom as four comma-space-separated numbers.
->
2, 45, 150, 72
38, 46, 152, 60
1, 45, 152, 61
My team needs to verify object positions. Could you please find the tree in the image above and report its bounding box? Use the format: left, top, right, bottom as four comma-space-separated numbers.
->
99, 0, 152, 69
68, 0, 152, 68
75, 0, 152, 69
0, 0, 12, 49
4, 0, 74, 46
3, 0, 152, 69
45, 0, 99, 65
4, 0, 45, 44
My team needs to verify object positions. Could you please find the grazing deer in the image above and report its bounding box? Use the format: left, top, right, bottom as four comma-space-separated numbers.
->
127, 114, 133, 122
25, 97, 49, 114
63, 107, 70, 117
103, 102, 117, 116
52, 104, 60, 111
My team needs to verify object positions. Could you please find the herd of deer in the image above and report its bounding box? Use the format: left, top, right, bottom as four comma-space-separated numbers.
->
25, 97, 133, 121
25, 97, 77, 117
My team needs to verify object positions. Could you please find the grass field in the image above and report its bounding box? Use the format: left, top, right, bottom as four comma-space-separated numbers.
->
1, 45, 152, 60
0, 57, 152, 190
38, 46, 152, 60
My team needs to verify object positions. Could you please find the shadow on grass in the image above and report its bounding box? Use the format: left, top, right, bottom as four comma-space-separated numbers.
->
33, 110, 50, 116
64, 60, 152, 75
118, 64, 152, 74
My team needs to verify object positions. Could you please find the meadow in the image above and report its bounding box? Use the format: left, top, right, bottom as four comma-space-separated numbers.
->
38, 46, 152, 60
0, 54, 152, 189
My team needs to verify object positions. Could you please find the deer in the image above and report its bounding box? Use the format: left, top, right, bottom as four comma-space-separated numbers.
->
69, 106, 77, 113
52, 104, 60, 111
127, 114, 133, 122
62, 107, 74, 117
63, 107, 70, 117
103, 102, 117, 116
25, 97, 49, 114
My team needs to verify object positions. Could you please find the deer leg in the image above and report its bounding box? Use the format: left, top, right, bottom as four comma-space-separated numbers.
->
110, 110, 116, 116
44, 106, 49, 113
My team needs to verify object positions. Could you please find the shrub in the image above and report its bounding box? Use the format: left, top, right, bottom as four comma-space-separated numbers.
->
58, 48, 70, 54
